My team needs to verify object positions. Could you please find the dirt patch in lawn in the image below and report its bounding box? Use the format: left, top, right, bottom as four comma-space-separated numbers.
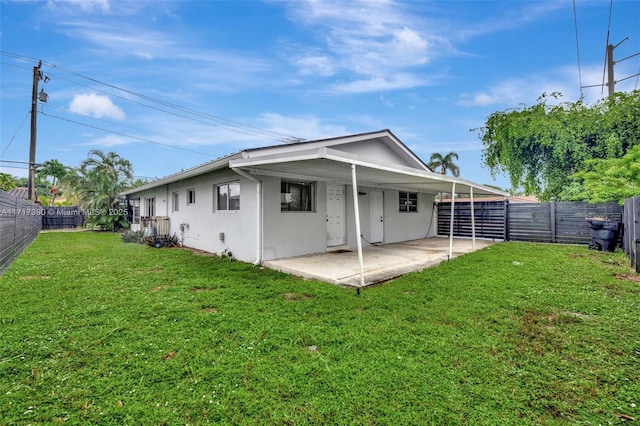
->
191, 287, 214, 293
616, 273, 640, 283
134, 267, 163, 273
19, 275, 51, 280
283, 292, 315, 301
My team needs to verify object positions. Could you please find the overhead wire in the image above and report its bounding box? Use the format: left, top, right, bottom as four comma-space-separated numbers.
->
1, 110, 30, 157
39, 111, 217, 157
573, 0, 583, 97
600, 0, 614, 96
0, 51, 306, 152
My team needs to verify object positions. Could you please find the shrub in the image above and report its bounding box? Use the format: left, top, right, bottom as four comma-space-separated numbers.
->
144, 234, 179, 248
120, 230, 145, 244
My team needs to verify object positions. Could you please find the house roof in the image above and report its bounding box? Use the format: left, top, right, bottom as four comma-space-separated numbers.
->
9, 187, 29, 200
121, 129, 508, 197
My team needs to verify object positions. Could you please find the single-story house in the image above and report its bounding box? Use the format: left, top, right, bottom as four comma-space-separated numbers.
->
121, 129, 508, 286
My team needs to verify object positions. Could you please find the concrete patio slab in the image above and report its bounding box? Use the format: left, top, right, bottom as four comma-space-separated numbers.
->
263, 237, 496, 287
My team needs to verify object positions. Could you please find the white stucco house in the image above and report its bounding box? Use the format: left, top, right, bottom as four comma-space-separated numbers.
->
121, 129, 506, 283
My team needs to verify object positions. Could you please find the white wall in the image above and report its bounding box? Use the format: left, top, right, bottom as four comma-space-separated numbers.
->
345, 187, 436, 248
261, 177, 327, 260
127, 170, 259, 262
127, 170, 437, 263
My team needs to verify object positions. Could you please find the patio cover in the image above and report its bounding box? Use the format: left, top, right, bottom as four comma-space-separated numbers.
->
230, 146, 508, 290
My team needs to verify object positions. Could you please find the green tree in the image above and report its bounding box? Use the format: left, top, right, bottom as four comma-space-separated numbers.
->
565, 144, 640, 204
126, 178, 148, 190
0, 173, 17, 192
36, 159, 68, 206
477, 90, 640, 201
64, 150, 134, 231
428, 152, 460, 176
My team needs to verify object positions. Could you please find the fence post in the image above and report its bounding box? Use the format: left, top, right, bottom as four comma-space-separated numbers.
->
504, 199, 510, 241
550, 199, 556, 243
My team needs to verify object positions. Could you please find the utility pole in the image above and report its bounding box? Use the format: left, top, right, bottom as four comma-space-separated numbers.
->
28, 61, 42, 202
582, 38, 639, 97
604, 38, 640, 98
606, 44, 615, 98
27, 61, 49, 202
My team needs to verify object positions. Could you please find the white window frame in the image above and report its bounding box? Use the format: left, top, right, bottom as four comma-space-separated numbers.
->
215, 181, 240, 212
130, 198, 141, 224
399, 192, 418, 213
145, 197, 156, 217
172, 191, 179, 212
281, 180, 315, 212
187, 188, 196, 205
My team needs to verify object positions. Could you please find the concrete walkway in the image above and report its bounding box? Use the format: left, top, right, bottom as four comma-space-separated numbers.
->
263, 237, 496, 288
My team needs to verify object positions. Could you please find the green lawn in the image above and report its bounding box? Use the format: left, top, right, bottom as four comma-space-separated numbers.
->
1, 232, 638, 425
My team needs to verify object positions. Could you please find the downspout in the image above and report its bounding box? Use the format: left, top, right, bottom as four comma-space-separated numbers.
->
351, 163, 365, 293
231, 167, 263, 266
448, 182, 456, 261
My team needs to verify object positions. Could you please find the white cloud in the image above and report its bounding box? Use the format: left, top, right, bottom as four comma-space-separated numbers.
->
295, 55, 335, 77
69, 93, 125, 120
87, 134, 129, 147
332, 74, 429, 94
284, 0, 444, 92
47, 0, 111, 14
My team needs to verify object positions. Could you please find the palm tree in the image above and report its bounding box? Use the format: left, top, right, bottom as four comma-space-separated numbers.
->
80, 150, 133, 183
64, 150, 134, 230
36, 159, 68, 206
429, 152, 460, 202
428, 152, 460, 176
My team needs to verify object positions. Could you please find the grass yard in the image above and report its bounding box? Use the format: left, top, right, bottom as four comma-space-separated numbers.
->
1, 232, 639, 425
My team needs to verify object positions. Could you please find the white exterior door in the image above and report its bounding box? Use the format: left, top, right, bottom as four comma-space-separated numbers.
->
369, 190, 384, 243
326, 184, 346, 246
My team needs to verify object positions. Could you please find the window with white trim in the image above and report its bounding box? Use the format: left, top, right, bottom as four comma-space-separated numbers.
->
399, 192, 418, 213
130, 198, 140, 224
281, 181, 314, 212
216, 182, 240, 211
145, 197, 156, 217
187, 189, 196, 205
172, 191, 179, 212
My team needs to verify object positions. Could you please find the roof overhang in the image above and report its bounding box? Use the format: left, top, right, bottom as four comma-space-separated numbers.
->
120, 153, 242, 196
230, 147, 508, 196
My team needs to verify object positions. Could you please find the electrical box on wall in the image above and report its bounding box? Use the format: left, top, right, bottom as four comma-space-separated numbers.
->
219, 232, 225, 242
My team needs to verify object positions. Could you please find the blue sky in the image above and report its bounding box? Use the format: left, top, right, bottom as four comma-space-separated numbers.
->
1, 0, 639, 190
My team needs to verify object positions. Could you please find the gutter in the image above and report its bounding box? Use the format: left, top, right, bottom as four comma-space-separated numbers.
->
231, 167, 263, 266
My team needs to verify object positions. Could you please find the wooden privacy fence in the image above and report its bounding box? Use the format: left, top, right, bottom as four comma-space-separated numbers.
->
438, 200, 623, 245
623, 196, 640, 272
0, 190, 44, 275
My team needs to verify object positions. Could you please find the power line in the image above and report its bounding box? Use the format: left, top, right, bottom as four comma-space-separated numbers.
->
1, 110, 30, 157
40, 111, 218, 157
600, 0, 614, 97
1, 51, 306, 144
573, 0, 583, 97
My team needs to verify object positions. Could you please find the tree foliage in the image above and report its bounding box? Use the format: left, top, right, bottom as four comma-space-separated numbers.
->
428, 152, 460, 176
0, 173, 17, 192
36, 159, 68, 206
63, 150, 134, 231
568, 144, 640, 204
477, 91, 640, 201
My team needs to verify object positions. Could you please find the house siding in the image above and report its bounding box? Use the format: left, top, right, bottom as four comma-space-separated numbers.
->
120, 130, 478, 264
345, 188, 436, 248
